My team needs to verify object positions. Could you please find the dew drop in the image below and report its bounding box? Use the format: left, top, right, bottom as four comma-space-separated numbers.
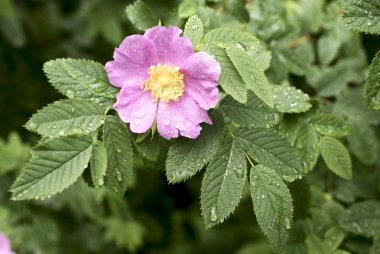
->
285, 217, 291, 229
235, 168, 244, 178
116, 170, 122, 182
210, 206, 218, 222
164, 119, 170, 126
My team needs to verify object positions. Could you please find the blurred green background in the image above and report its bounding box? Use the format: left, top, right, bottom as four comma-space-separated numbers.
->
1, 0, 380, 253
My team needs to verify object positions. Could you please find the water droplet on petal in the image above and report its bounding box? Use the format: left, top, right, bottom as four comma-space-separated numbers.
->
164, 119, 170, 126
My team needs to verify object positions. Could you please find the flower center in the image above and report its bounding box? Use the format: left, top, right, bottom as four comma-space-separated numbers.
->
142, 64, 184, 103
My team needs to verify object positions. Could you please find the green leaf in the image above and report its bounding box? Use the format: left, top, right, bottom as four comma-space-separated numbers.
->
125, 0, 158, 31
364, 51, 380, 109
370, 235, 380, 254
43, 59, 117, 108
272, 86, 312, 113
25, 99, 106, 138
234, 128, 303, 182
333, 88, 380, 124
342, 0, 380, 34
295, 124, 319, 173
201, 135, 247, 228
166, 111, 224, 183
0, 132, 29, 175
11, 134, 93, 200
134, 135, 160, 162
274, 43, 313, 76
319, 137, 352, 180
312, 58, 366, 97
178, 0, 203, 18
250, 165, 293, 249
0, 0, 24, 47
90, 141, 107, 188
104, 219, 145, 252
306, 234, 325, 254
203, 43, 247, 103
279, 114, 303, 145
340, 201, 380, 237
324, 227, 345, 253
310, 114, 351, 137
226, 47, 273, 107
184, 15, 203, 48
219, 91, 278, 128
205, 28, 272, 70
347, 121, 379, 165
103, 116, 134, 194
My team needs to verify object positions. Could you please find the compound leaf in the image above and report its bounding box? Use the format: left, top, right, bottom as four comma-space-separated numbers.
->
11, 134, 93, 200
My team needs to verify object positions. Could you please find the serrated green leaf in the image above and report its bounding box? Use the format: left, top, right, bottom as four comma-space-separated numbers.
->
364, 51, 380, 109
342, 0, 380, 34
166, 111, 224, 183
272, 86, 311, 113
340, 201, 380, 237
43, 59, 117, 108
311, 114, 351, 137
103, 116, 133, 195
347, 121, 379, 165
184, 15, 203, 48
279, 115, 303, 146
250, 165, 293, 249
204, 28, 260, 49
25, 99, 105, 138
11, 134, 93, 200
203, 43, 247, 103
226, 47, 273, 107
234, 128, 303, 182
320, 137, 352, 180
295, 124, 319, 173
205, 28, 271, 70
90, 141, 107, 188
125, 0, 158, 31
134, 135, 160, 162
219, 91, 278, 128
201, 134, 247, 228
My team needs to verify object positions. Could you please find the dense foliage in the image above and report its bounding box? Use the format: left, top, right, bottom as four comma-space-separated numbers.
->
1, 0, 380, 253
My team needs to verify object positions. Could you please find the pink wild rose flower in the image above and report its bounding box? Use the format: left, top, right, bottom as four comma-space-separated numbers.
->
105, 26, 221, 139
0, 233, 15, 254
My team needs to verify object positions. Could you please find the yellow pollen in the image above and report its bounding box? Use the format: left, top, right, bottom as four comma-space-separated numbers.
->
142, 64, 184, 103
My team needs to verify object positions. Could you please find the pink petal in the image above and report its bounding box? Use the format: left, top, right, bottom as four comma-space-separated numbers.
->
105, 35, 158, 88
156, 94, 212, 139
114, 85, 157, 133
180, 52, 221, 110
0, 233, 13, 254
146, 26, 194, 66
144, 26, 167, 40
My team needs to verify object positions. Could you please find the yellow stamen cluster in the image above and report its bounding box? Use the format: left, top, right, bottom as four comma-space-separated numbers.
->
142, 64, 184, 103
